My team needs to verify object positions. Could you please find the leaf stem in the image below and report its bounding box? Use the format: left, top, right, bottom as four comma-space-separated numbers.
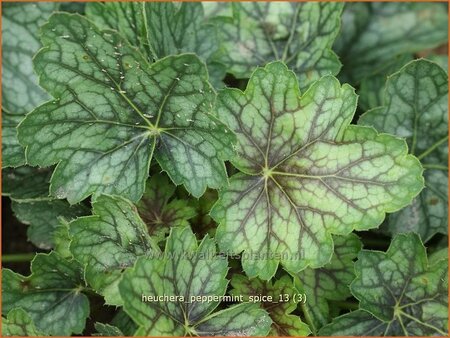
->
417, 136, 448, 160
422, 163, 448, 171
300, 300, 317, 335
2, 253, 35, 263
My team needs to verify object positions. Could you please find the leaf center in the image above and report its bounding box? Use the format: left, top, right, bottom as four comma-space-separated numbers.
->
262, 167, 273, 179
147, 126, 161, 137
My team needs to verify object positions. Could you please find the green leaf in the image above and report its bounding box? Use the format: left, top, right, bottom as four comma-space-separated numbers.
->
12, 200, 88, 249
86, 2, 226, 87
2, 252, 90, 336
119, 226, 272, 336
2, 308, 46, 337
3, 111, 26, 168
110, 310, 137, 336
323, 233, 449, 336
53, 221, 73, 259
359, 59, 448, 241
358, 54, 413, 111
144, 3, 222, 68
69, 194, 160, 306
319, 309, 390, 336
427, 55, 448, 71
94, 323, 124, 336
2, 3, 57, 167
85, 2, 150, 59
2, 166, 51, 202
291, 234, 361, 333
230, 274, 310, 336
2, 3, 56, 114
336, 3, 448, 83
202, 2, 233, 19
190, 189, 219, 238
212, 2, 342, 89
136, 173, 196, 242
211, 61, 424, 279
18, 13, 235, 204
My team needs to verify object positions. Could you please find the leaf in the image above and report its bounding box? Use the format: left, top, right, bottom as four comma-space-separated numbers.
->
60, 2, 86, 14
86, 2, 226, 87
69, 194, 160, 306
1, 3, 57, 167
18, 13, 235, 204
144, 3, 221, 65
85, 2, 150, 59
11, 200, 88, 249
94, 323, 124, 336
119, 226, 272, 336
212, 2, 342, 89
202, 2, 233, 19
359, 59, 448, 241
358, 54, 413, 111
211, 61, 424, 279
1, 3, 55, 114
321, 233, 448, 336
2, 166, 51, 202
291, 234, 361, 333
136, 173, 196, 242
110, 309, 137, 336
53, 221, 73, 259
427, 55, 448, 71
336, 3, 448, 83
2, 308, 46, 337
318, 310, 390, 336
230, 274, 310, 336
2, 252, 90, 336
2, 111, 26, 168
190, 189, 219, 238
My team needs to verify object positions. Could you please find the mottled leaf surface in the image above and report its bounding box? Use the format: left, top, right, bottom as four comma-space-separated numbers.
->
110, 310, 137, 336
337, 3, 448, 83
358, 54, 413, 111
322, 233, 448, 336
202, 2, 233, 19
2, 166, 51, 202
319, 310, 390, 336
2, 3, 57, 167
427, 55, 448, 71
12, 199, 88, 249
18, 13, 235, 204
94, 323, 124, 336
2, 308, 46, 337
70, 194, 160, 306
53, 221, 72, 259
230, 274, 310, 336
212, 2, 342, 89
360, 60, 448, 241
137, 173, 196, 242
144, 3, 222, 67
212, 62, 424, 279
86, 2, 226, 87
3, 111, 27, 168
119, 227, 272, 336
2, 252, 90, 336
85, 2, 150, 59
291, 234, 361, 333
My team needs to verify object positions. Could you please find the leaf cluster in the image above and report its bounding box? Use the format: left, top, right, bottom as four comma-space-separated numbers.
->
2, 2, 448, 337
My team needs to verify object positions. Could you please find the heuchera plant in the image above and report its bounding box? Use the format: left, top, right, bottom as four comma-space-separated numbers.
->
2, 2, 448, 337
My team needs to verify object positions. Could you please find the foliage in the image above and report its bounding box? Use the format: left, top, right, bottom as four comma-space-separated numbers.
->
2, 2, 448, 337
